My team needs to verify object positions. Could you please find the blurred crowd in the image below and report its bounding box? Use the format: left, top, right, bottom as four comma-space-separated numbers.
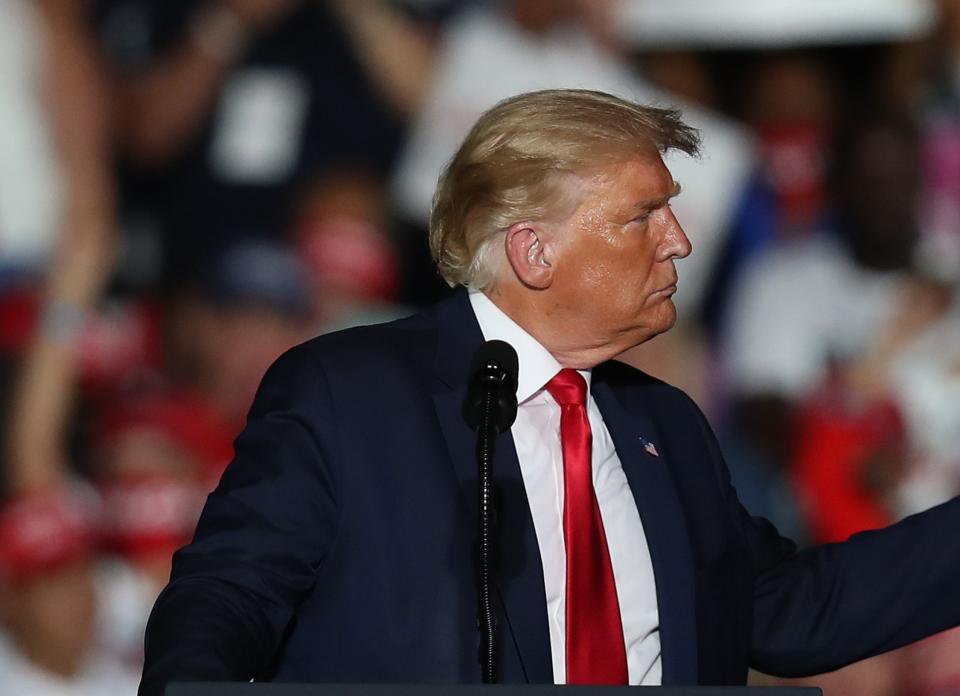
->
0, 1, 958, 694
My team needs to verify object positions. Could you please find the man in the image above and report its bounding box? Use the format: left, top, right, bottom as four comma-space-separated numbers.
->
140, 90, 960, 694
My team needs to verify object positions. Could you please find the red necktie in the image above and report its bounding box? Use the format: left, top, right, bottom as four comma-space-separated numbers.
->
545, 369, 628, 685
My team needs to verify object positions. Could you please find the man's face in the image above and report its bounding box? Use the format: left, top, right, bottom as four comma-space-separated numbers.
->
546, 152, 691, 355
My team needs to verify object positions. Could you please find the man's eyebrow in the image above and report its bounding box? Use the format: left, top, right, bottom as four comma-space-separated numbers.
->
630, 181, 682, 211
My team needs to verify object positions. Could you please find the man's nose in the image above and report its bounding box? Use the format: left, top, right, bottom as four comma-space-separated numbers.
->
659, 209, 692, 261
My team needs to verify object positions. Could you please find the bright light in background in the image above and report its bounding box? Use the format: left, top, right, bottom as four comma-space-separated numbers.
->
616, 0, 938, 49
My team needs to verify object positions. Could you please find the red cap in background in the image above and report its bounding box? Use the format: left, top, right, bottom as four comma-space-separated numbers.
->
298, 216, 399, 302
98, 389, 235, 487
0, 487, 96, 584
95, 390, 235, 562
97, 471, 206, 561
77, 300, 164, 395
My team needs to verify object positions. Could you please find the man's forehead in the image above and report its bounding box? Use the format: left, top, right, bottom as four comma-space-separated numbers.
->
585, 154, 678, 199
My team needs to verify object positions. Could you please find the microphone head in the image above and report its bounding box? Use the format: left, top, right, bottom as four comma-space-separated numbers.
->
463, 340, 519, 433
468, 340, 519, 386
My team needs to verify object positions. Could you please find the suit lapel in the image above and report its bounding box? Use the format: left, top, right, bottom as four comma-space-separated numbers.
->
430, 292, 553, 683
592, 375, 699, 685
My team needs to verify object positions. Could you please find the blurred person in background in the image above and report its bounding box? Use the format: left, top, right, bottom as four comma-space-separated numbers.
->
735, 53, 837, 240
1, 150, 230, 689
723, 104, 956, 696
0, 2, 142, 689
5, 217, 250, 672
91, 0, 410, 291
0, 0, 216, 684
712, 109, 925, 551
93, 389, 233, 667
701, 52, 838, 342
295, 167, 410, 332
723, 109, 927, 501
0, 0, 113, 325
0, 490, 138, 696
166, 240, 316, 431
4, 0, 114, 496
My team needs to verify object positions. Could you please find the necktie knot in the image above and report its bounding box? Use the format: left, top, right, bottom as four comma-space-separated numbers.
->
545, 368, 588, 407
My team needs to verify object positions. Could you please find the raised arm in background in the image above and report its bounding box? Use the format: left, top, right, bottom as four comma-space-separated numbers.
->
326, 0, 438, 119
111, 0, 298, 166
5, 0, 115, 493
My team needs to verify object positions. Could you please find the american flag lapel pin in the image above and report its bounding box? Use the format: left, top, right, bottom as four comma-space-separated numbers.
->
639, 436, 659, 457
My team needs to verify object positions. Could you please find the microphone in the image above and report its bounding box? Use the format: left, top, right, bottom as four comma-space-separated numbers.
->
462, 340, 519, 433
461, 339, 518, 685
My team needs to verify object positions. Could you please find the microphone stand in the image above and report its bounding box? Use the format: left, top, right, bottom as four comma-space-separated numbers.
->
476, 375, 499, 685
463, 339, 518, 685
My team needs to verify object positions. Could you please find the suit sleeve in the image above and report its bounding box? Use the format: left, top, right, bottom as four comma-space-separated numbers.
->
139, 344, 341, 696
686, 394, 960, 677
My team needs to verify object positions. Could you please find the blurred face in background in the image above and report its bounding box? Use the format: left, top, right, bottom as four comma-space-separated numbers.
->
0, 560, 97, 677
169, 301, 309, 431
98, 420, 206, 589
835, 119, 921, 271
206, 305, 309, 425
746, 54, 836, 230
166, 244, 314, 430
296, 170, 398, 327
104, 426, 196, 480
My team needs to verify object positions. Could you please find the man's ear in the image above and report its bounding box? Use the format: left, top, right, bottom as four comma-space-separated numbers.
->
504, 221, 554, 289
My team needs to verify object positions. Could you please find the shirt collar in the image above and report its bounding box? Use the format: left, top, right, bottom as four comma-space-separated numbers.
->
469, 290, 591, 404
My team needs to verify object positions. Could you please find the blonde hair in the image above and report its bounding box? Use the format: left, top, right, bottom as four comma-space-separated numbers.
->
429, 89, 701, 289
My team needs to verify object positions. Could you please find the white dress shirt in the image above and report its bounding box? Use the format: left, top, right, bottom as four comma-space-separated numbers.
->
469, 291, 661, 685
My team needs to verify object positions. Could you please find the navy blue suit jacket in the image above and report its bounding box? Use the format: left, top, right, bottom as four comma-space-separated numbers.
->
140, 291, 960, 694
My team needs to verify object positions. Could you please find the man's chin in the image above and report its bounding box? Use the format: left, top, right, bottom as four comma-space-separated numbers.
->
651, 302, 678, 337
616, 312, 677, 356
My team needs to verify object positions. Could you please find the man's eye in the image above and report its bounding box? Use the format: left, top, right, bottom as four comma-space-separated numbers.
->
632, 213, 651, 225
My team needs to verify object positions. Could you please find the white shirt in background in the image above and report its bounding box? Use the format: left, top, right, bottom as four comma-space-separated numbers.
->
0, 0, 62, 271
724, 236, 902, 399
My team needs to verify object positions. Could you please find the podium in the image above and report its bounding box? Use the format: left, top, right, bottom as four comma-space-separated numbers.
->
167, 685, 822, 695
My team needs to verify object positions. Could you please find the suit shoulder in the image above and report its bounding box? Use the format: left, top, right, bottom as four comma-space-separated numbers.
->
269, 311, 437, 381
